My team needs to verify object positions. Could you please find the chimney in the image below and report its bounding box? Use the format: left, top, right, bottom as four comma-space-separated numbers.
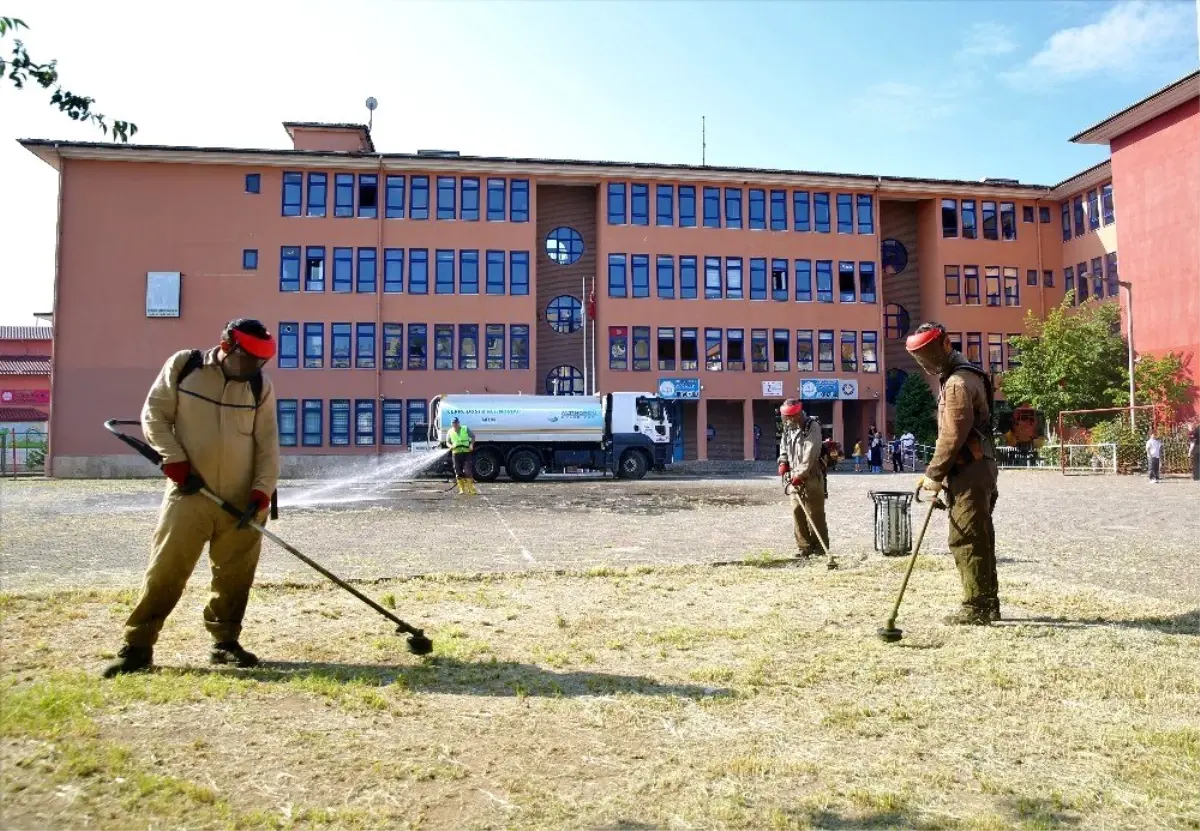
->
283, 122, 375, 153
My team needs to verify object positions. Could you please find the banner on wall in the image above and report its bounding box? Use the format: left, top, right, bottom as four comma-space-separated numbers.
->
657, 378, 701, 400
1, 390, 50, 405
799, 379, 839, 400
761, 381, 784, 398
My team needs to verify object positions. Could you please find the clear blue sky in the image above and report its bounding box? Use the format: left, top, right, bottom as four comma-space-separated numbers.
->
3, 0, 1198, 322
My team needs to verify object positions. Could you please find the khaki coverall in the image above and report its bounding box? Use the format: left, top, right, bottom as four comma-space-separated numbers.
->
124, 348, 280, 648
927, 354, 999, 615
779, 417, 828, 556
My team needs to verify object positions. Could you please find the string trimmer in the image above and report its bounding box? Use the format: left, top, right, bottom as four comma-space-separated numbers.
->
104, 419, 434, 655
782, 474, 837, 570
876, 485, 942, 644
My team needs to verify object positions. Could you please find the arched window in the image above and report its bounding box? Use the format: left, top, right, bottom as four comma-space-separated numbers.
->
546, 365, 585, 396
884, 303, 911, 339
545, 295, 583, 334
881, 238, 908, 276
545, 227, 585, 265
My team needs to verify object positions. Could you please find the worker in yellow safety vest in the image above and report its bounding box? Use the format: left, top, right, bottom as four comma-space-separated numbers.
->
446, 417, 477, 495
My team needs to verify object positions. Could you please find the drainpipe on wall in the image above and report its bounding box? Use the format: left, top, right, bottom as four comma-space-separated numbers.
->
1034, 197, 1046, 320
875, 176, 883, 431
374, 153, 385, 460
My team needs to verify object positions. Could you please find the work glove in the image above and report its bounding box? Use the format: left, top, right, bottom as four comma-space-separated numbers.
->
778, 462, 790, 477
916, 475, 943, 494
791, 475, 805, 488
237, 490, 271, 530
163, 461, 205, 496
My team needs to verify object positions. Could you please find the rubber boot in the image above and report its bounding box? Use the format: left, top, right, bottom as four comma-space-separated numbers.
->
455, 477, 465, 495
466, 479, 478, 496
942, 606, 992, 626
102, 645, 153, 678
210, 641, 259, 668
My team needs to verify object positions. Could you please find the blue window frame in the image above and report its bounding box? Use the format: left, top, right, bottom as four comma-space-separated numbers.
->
942, 199, 959, 238
771, 258, 788, 302
770, 190, 787, 231
748, 189, 766, 230
796, 330, 814, 372
1101, 184, 1114, 225
856, 194, 874, 234
1072, 196, 1084, 238
486, 250, 505, 295
631, 183, 649, 225
656, 185, 674, 226
836, 194, 853, 234
357, 247, 376, 293
459, 324, 479, 370
282, 172, 302, 216
510, 251, 530, 295
724, 188, 743, 229
406, 400, 427, 445
355, 400, 375, 446
609, 327, 628, 371
302, 400, 322, 447
277, 399, 298, 446
703, 187, 721, 228
795, 260, 812, 302
725, 257, 743, 300
608, 254, 628, 297
487, 178, 505, 221
486, 324, 505, 370
408, 324, 428, 369
245, 173, 261, 194
434, 324, 454, 370
409, 249, 429, 294
656, 255, 675, 299
332, 247, 352, 293
1040, 206, 1052, 224
331, 323, 352, 369
278, 322, 299, 369
459, 250, 479, 294
461, 177, 480, 221
793, 191, 810, 231
382, 400, 404, 446
356, 323, 375, 369
510, 324, 530, 370
330, 400, 351, 446
1065, 265, 1075, 300
1105, 252, 1119, 297
814, 193, 831, 233
437, 176, 456, 220
962, 200, 978, 239
280, 246, 300, 292
383, 323, 403, 370
1087, 189, 1100, 230
680, 255, 698, 299
838, 261, 857, 302
243, 249, 258, 270
304, 246, 325, 292
679, 186, 696, 227
704, 256, 722, 299
982, 201, 998, 240
384, 248, 403, 293
859, 262, 877, 304
546, 227, 584, 265
435, 249, 455, 294
816, 261, 833, 303
306, 172, 327, 217
334, 174, 354, 217
410, 176, 430, 220
358, 174, 378, 218
631, 254, 650, 298
303, 323, 324, 368
385, 175, 405, 218
1061, 202, 1071, 242
749, 258, 766, 300
607, 183, 627, 225
510, 180, 529, 222
862, 331, 879, 373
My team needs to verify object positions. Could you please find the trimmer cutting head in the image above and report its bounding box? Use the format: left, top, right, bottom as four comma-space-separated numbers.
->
403, 629, 434, 656
877, 625, 903, 643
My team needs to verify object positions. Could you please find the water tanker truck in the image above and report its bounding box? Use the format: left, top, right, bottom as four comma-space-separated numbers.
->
421, 392, 673, 482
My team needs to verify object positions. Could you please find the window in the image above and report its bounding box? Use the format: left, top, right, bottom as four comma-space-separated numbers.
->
383, 323, 403, 370
609, 326, 628, 370
771, 258, 788, 302
357, 247, 376, 293
796, 330, 814, 372
243, 249, 258, 270
459, 324, 479, 370
1027, 269, 1039, 287
607, 183, 627, 225
857, 194, 874, 234
859, 262, 877, 304
1044, 269, 1054, 287
705, 327, 723, 371
964, 266, 980, 305
510, 325, 530, 370
277, 399, 298, 446
771, 190, 787, 231
408, 324, 428, 370
948, 331, 963, 353
510, 180, 529, 222
704, 256, 722, 299
632, 326, 651, 371
795, 259, 812, 302
434, 324, 454, 370
1000, 202, 1016, 241
838, 261, 856, 303
816, 261, 833, 303
836, 194, 853, 234
772, 328, 789, 371
680, 256, 698, 299
408, 249, 428, 294
703, 187, 721, 228
966, 332, 982, 366
727, 328, 746, 370
1003, 267, 1019, 306
941, 199, 959, 238
459, 250, 479, 294
1091, 256, 1104, 299
304, 323, 324, 368
680, 328, 698, 371
841, 331, 858, 372
386, 175, 405, 219
748, 258, 766, 300
862, 331, 879, 373
724, 188, 743, 229
330, 400, 351, 446
793, 191, 810, 231
306, 173, 327, 217
353, 323, 376, 369
751, 329, 768, 372
986, 334, 1004, 375
382, 400, 404, 446
331, 322, 352, 369
656, 184, 674, 226
331, 247, 352, 292
434, 176, 455, 220
1073, 196, 1084, 238
982, 202, 998, 240
1087, 189, 1100, 231
486, 250, 505, 295
280, 246, 301, 292
384, 248, 404, 293
487, 178, 506, 221
656, 255, 675, 299
962, 200, 978, 239
278, 322, 299, 369
631, 183, 649, 225
748, 189, 766, 230
1077, 262, 1089, 302
1065, 265, 1075, 300
1039, 206, 1051, 224
410, 176, 430, 220
1101, 184, 1114, 225
631, 255, 650, 298
817, 330, 834, 372
985, 267, 1001, 306
679, 186, 697, 227
302, 400, 322, 447
813, 192, 830, 233
358, 174, 378, 219
1105, 252, 1119, 297
282, 172, 302, 216
486, 324, 505, 370
546, 295, 583, 334
510, 252, 530, 295
245, 173, 261, 194
434, 250, 455, 295
406, 400, 427, 446
546, 366, 584, 396
1007, 336, 1021, 370
1023, 206, 1034, 224
657, 327, 676, 371
608, 254, 628, 298
1061, 202, 1071, 242
335, 174, 354, 217
461, 177, 480, 221
884, 304, 911, 339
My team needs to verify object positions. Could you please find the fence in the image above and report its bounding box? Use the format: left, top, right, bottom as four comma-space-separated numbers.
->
1058, 405, 1192, 475
0, 427, 48, 476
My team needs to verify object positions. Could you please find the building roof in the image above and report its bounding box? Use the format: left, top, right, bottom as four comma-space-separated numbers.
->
0, 326, 53, 341
0, 406, 48, 422
0, 357, 52, 375
1048, 159, 1113, 200
1071, 71, 1200, 145
282, 121, 376, 153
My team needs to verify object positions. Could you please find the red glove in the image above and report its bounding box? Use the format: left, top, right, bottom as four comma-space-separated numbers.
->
237, 490, 270, 530
778, 462, 790, 477
162, 461, 205, 495
791, 475, 805, 488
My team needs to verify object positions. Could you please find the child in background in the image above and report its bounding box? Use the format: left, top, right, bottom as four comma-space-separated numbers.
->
853, 440, 864, 472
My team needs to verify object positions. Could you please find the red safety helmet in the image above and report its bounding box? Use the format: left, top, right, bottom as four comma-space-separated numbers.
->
780, 399, 803, 418
905, 323, 949, 376
223, 319, 277, 360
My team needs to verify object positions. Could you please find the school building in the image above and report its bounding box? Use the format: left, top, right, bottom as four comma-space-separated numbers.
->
19, 71, 1197, 477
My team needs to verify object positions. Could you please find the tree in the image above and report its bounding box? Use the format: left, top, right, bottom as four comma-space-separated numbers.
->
1, 17, 136, 142
1114, 351, 1195, 409
894, 372, 938, 447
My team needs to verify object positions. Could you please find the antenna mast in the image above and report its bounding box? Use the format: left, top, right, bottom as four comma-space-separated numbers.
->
702, 116, 706, 166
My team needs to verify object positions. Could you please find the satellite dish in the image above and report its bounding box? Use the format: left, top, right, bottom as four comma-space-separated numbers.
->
365, 97, 378, 111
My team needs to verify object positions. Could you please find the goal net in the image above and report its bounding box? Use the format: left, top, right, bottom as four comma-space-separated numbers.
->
1057, 405, 1191, 476
1060, 443, 1117, 475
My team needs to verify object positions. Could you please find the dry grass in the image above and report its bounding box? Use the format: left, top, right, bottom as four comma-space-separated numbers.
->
2, 558, 1197, 830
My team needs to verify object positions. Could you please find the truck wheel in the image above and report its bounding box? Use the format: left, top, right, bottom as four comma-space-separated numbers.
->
617, 449, 649, 480
471, 448, 501, 483
506, 449, 541, 483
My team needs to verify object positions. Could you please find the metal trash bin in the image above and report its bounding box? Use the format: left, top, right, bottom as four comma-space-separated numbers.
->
869, 490, 913, 557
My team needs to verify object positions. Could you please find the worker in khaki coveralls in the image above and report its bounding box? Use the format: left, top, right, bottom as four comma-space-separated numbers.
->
906, 322, 1000, 625
103, 319, 280, 677
777, 399, 832, 564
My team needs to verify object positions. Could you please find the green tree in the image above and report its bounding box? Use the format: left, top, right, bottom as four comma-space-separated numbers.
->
1, 17, 136, 142
894, 372, 938, 447
1114, 351, 1195, 409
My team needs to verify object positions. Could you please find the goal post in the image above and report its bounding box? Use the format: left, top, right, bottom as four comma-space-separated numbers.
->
1059, 443, 1118, 475
1057, 405, 1190, 476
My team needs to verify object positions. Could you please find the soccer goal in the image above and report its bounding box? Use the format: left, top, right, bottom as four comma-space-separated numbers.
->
1060, 443, 1118, 475
1058, 404, 1191, 475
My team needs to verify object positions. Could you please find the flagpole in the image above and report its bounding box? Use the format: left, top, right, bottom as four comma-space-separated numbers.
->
581, 276, 588, 396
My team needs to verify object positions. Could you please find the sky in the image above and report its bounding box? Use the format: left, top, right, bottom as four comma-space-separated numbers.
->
2, 0, 1198, 324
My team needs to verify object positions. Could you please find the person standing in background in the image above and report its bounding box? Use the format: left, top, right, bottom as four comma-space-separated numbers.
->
1145, 429, 1162, 483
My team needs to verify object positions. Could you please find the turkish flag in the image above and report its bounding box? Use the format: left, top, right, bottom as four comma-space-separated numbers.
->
587, 291, 596, 320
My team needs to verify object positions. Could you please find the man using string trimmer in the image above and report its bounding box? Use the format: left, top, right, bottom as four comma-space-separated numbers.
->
777, 399, 835, 568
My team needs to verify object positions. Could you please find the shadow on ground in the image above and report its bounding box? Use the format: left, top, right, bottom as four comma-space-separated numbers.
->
1004, 608, 1199, 636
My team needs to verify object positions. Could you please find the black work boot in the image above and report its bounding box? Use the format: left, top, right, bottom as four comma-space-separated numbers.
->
102, 645, 153, 678
210, 641, 259, 668
942, 606, 992, 626
984, 599, 1002, 622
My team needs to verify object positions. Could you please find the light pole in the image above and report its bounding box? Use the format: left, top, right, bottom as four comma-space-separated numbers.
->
1119, 280, 1135, 429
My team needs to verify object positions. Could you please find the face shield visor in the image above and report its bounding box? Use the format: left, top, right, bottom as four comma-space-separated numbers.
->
221, 329, 276, 381
780, 399, 804, 426
905, 328, 949, 377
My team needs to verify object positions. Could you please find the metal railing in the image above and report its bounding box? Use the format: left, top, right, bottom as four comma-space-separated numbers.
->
0, 428, 48, 477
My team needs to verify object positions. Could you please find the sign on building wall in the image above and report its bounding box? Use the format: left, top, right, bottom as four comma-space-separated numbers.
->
146, 271, 181, 318
1, 390, 50, 405
761, 380, 784, 398
657, 378, 701, 400
799, 379, 840, 400
838, 379, 860, 399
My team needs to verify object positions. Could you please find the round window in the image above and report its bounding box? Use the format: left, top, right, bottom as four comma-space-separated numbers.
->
882, 239, 909, 276
884, 303, 912, 339
545, 227, 585, 265
546, 365, 584, 396
545, 295, 583, 334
